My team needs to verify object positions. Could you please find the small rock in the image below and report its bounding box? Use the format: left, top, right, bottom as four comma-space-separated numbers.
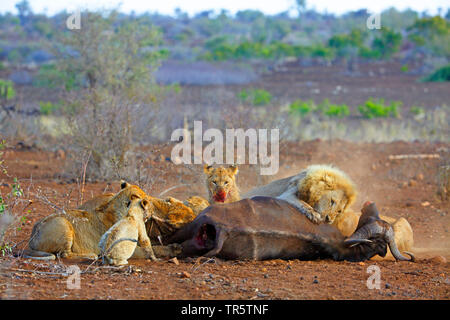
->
408, 179, 417, 187
263, 274, 269, 279
416, 173, 424, 181
421, 201, 430, 207
168, 257, 179, 265
385, 283, 391, 289
313, 279, 319, 284
180, 271, 191, 279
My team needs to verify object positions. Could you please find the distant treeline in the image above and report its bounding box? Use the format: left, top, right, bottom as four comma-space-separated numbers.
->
0, 0, 449, 66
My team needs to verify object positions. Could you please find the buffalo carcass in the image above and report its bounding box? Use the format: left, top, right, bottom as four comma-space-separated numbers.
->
166, 197, 414, 262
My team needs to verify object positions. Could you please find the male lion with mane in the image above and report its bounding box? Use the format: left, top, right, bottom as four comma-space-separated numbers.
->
243, 164, 414, 258
243, 164, 356, 224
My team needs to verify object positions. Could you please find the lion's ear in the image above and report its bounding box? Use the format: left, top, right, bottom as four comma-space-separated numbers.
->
229, 165, 238, 176
120, 180, 130, 189
130, 194, 140, 201
204, 164, 213, 174
140, 199, 149, 210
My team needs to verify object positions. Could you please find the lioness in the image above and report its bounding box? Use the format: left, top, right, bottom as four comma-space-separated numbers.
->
24, 182, 148, 260
183, 196, 210, 215
99, 198, 156, 265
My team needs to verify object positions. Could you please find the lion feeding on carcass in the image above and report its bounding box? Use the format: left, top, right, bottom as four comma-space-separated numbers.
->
242, 164, 414, 259
167, 199, 414, 262
22, 182, 182, 260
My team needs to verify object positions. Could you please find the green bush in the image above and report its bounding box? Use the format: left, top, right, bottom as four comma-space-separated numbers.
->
423, 64, 450, 82
39, 101, 61, 115
407, 16, 450, 58
238, 89, 272, 106
371, 28, 402, 59
358, 98, 402, 118
238, 88, 272, 106
289, 99, 315, 116
323, 103, 350, 118
203, 39, 335, 61
410, 106, 425, 115
33, 64, 80, 91
0, 79, 16, 100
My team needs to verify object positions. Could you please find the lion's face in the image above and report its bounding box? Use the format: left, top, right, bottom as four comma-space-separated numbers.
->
127, 198, 152, 221
313, 189, 348, 224
298, 165, 357, 224
111, 181, 150, 220
204, 165, 239, 203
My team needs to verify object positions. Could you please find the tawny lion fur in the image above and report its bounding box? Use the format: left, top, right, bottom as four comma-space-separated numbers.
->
243, 164, 413, 259
169, 165, 241, 217
243, 165, 356, 223
24, 181, 148, 260
144, 196, 200, 245
99, 198, 156, 265
183, 196, 210, 215
204, 165, 240, 204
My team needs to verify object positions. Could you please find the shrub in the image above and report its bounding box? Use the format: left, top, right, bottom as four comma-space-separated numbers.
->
407, 16, 450, 58
423, 64, 450, 82
289, 99, 314, 116
39, 101, 61, 115
323, 103, 350, 118
33, 63, 81, 90
238, 88, 272, 106
358, 98, 402, 118
410, 106, 425, 115
371, 28, 402, 59
0, 140, 26, 256
0, 79, 16, 100
50, 10, 165, 180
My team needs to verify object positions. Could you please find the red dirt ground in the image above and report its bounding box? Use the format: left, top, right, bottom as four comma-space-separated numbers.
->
0, 140, 448, 300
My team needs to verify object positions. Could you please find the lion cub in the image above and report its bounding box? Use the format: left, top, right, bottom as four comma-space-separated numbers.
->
99, 198, 157, 265
204, 165, 240, 204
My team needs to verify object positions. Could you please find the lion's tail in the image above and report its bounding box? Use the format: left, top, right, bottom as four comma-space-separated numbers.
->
20, 249, 56, 260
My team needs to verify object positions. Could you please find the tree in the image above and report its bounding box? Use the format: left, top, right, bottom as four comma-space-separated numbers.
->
371, 27, 402, 58
407, 16, 450, 58
15, 0, 32, 26
52, 10, 166, 179
295, 0, 307, 17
